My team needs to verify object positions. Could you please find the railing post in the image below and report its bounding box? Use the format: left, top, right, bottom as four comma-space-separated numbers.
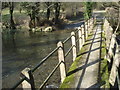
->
85, 22, 88, 40
57, 41, 66, 83
91, 18, 94, 30
84, 20, 86, 41
89, 18, 92, 33
89, 19, 91, 33
92, 17, 94, 29
87, 19, 89, 36
78, 27, 82, 50
21, 68, 35, 90
87, 19, 90, 34
71, 32, 77, 61
81, 25, 85, 45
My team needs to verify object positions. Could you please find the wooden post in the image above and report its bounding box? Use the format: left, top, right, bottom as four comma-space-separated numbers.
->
21, 68, 35, 90
57, 41, 66, 83
78, 27, 82, 50
71, 32, 77, 61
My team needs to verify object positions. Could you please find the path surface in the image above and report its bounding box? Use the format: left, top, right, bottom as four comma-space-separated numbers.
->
61, 23, 103, 89
75, 25, 102, 89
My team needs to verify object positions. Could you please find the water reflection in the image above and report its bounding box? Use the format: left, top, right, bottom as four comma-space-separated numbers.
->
2, 29, 73, 88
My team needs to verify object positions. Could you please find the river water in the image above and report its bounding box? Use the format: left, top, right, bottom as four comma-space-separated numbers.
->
2, 28, 79, 88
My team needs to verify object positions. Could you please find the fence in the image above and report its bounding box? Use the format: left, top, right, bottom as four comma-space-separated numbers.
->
104, 19, 120, 89
10, 18, 94, 90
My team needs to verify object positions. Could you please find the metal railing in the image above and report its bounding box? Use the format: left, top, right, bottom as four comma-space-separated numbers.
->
10, 18, 94, 90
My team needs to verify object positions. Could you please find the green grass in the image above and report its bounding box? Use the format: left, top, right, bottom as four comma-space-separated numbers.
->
2, 8, 25, 15
2, 8, 26, 22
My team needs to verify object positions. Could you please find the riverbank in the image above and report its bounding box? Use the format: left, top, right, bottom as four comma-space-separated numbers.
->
2, 8, 84, 32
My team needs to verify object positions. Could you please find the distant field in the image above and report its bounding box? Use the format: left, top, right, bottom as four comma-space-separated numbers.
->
2, 8, 28, 23
2, 8, 26, 15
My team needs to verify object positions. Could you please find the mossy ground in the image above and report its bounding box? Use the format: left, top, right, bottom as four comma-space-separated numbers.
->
100, 26, 110, 88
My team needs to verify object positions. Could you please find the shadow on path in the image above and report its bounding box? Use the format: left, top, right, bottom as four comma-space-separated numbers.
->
76, 26, 99, 89
67, 58, 103, 76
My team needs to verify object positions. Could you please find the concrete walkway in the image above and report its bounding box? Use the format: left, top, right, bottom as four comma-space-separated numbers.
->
61, 24, 103, 89
76, 25, 102, 89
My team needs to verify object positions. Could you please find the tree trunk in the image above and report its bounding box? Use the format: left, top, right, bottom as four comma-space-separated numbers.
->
54, 2, 60, 24
46, 2, 51, 20
32, 6, 36, 28
47, 8, 50, 20
9, 2, 16, 29
84, 2, 93, 20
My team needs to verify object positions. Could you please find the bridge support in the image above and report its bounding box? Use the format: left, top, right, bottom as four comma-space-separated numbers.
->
71, 32, 77, 61
21, 68, 35, 90
81, 25, 85, 45
57, 41, 66, 83
78, 27, 82, 50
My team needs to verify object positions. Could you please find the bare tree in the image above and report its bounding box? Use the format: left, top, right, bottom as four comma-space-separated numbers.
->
45, 2, 52, 20
9, 2, 16, 29
54, 2, 61, 24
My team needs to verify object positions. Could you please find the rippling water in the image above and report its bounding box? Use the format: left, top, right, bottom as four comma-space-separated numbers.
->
2, 29, 77, 88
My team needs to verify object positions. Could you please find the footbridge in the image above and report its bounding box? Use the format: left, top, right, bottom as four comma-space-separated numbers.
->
10, 11, 120, 90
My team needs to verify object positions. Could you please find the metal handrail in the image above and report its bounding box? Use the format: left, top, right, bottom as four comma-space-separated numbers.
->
11, 46, 60, 89
63, 35, 72, 44
39, 61, 62, 89
10, 18, 92, 89
11, 77, 25, 90
65, 45, 74, 57
31, 46, 60, 72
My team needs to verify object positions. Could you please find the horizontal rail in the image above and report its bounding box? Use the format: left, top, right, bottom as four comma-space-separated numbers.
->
39, 61, 62, 89
11, 77, 25, 90
76, 38, 79, 43
65, 45, 74, 57
74, 29, 79, 34
76, 36, 82, 43
11, 47, 60, 89
31, 46, 60, 72
63, 35, 72, 44
11, 17, 94, 89
63, 24, 83, 44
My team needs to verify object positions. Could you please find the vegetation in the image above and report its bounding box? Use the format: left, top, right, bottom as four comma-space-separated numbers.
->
1, 2, 120, 89
100, 31, 110, 88
84, 2, 93, 20
8, 2, 16, 29
94, 2, 120, 34
1, 2, 84, 31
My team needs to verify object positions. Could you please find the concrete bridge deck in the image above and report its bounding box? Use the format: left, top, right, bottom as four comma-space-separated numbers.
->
60, 22, 108, 89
